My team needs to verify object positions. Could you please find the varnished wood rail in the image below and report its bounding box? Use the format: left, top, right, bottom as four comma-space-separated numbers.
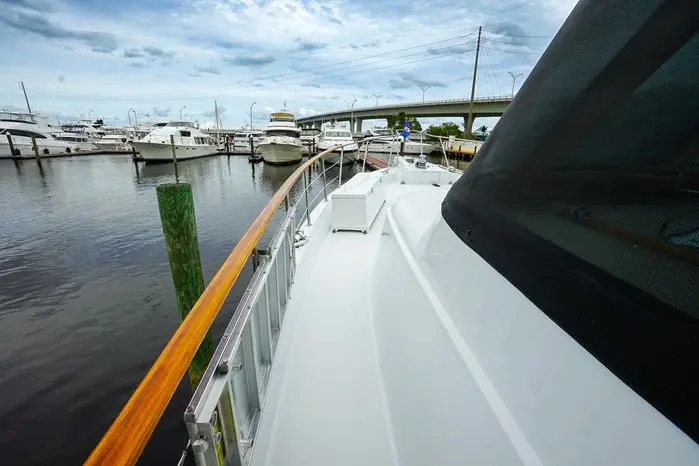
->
85, 138, 387, 465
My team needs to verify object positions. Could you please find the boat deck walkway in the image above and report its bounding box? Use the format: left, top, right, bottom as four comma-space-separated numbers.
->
251, 175, 440, 466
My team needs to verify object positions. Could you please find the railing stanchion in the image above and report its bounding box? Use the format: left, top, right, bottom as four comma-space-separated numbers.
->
338, 147, 344, 187
362, 142, 368, 172
284, 193, 289, 212
321, 156, 328, 202
303, 165, 311, 227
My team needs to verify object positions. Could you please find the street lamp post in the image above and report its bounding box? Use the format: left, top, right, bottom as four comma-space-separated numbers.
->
180, 105, 187, 120
417, 84, 431, 102
88, 110, 94, 121
346, 98, 357, 132
508, 72, 524, 97
250, 102, 256, 129
372, 93, 382, 106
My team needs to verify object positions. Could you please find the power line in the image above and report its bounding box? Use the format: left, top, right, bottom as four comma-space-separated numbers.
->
481, 46, 545, 56
41, 44, 478, 102
482, 29, 553, 39
482, 36, 549, 47
44, 37, 479, 101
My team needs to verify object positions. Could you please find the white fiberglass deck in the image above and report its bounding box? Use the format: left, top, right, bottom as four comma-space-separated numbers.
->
251, 172, 447, 466
247, 159, 697, 466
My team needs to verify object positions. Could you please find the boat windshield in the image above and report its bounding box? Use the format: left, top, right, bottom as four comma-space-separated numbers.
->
325, 131, 352, 138
166, 121, 195, 128
270, 112, 295, 122
266, 130, 299, 138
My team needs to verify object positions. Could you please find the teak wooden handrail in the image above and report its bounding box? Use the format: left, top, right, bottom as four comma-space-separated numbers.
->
85, 147, 338, 465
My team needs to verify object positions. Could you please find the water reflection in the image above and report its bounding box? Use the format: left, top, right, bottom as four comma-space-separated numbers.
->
0, 153, 366, 466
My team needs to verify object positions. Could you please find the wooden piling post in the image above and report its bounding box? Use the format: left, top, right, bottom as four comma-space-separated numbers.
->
170, 134, 179, 182
156, 183, 214, 389
249, 136, 254, 157
31, 135, 41, 163
6, 134, 16, 157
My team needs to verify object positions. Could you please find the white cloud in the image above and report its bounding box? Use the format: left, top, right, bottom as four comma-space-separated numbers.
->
0, 0, 577, 127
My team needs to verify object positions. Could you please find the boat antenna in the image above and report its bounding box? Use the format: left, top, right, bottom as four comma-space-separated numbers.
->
19, 81, 32, 114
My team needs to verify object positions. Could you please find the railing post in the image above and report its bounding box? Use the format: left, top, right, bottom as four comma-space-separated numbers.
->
321, 156, 327, 202
156, 183, 214, 389
362, 142, 368, 173
6, 134, 16, 157
338, 147, 344, 187
303, 165, 311, 227
170, 134, 179, 183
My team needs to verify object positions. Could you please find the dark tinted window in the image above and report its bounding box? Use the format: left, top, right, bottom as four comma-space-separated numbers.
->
442, 0, 699, 442
3, 129, 47, 139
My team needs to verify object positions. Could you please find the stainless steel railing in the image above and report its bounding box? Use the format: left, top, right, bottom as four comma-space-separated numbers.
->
182, 138, 386, 466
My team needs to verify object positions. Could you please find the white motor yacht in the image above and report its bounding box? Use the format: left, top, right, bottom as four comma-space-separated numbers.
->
259, 111, 303, 164
50, 132, 99, 152
228, 129, 264, 154
0, 111, 96, 157
94, 134, 130, 152
132, 121, 217, 163
362, 126, 437, 155
317, 125, 358, 165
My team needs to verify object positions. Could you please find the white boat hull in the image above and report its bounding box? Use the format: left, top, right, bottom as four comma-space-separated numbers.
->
260, 142, 303, 164
363, 140, 437, 155
321, 149, 357, 166
132, 141, 217, 162
0, 138, 96, 157
94, 141, 129, 152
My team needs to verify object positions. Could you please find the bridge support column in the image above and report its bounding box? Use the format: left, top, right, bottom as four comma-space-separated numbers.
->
313, 121, 321, 130
354, 118, 364, 134
464, 116, 474, 138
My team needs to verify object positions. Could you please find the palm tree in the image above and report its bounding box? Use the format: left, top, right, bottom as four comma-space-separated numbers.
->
477, 125, 489, 133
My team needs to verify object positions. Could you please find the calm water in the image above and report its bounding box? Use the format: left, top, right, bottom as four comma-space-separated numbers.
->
0, 154, 360, 465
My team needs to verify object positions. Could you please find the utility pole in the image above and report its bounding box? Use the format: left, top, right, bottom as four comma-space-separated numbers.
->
508, 71, 524, 97
417, 84, 431, 103
466, 26, 482, 139
20, 81, 32, 114
372, 93, 382, 106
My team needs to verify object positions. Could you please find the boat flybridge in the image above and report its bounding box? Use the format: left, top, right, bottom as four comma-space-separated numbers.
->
87, 1, 699, 465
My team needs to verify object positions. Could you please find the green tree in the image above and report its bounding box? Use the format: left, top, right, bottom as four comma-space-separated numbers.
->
387, 112, 422, 132
426, 122, 464, 138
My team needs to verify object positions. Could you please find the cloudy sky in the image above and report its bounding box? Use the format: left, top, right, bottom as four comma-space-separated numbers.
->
0, 0, 578, 128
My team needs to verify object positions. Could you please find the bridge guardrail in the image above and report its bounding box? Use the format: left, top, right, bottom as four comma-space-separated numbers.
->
298, 95, 512, 120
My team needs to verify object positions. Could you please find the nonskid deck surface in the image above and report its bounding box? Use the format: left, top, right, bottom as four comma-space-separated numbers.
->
251, 177, 443, 466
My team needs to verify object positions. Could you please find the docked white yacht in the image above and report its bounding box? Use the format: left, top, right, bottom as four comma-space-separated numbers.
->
132, 121, 217, 162
363, 135, 437, 155
0, 111, 97, 157
228, 129, 264, 154
259, 111, 303, 164
94, 134, 130, 152
317, 125, 358, 165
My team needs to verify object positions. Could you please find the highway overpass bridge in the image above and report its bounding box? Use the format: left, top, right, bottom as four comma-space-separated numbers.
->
296, 96, 512, 133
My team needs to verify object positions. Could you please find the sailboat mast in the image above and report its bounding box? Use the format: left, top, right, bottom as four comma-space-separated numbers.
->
20, 81, 32, 114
